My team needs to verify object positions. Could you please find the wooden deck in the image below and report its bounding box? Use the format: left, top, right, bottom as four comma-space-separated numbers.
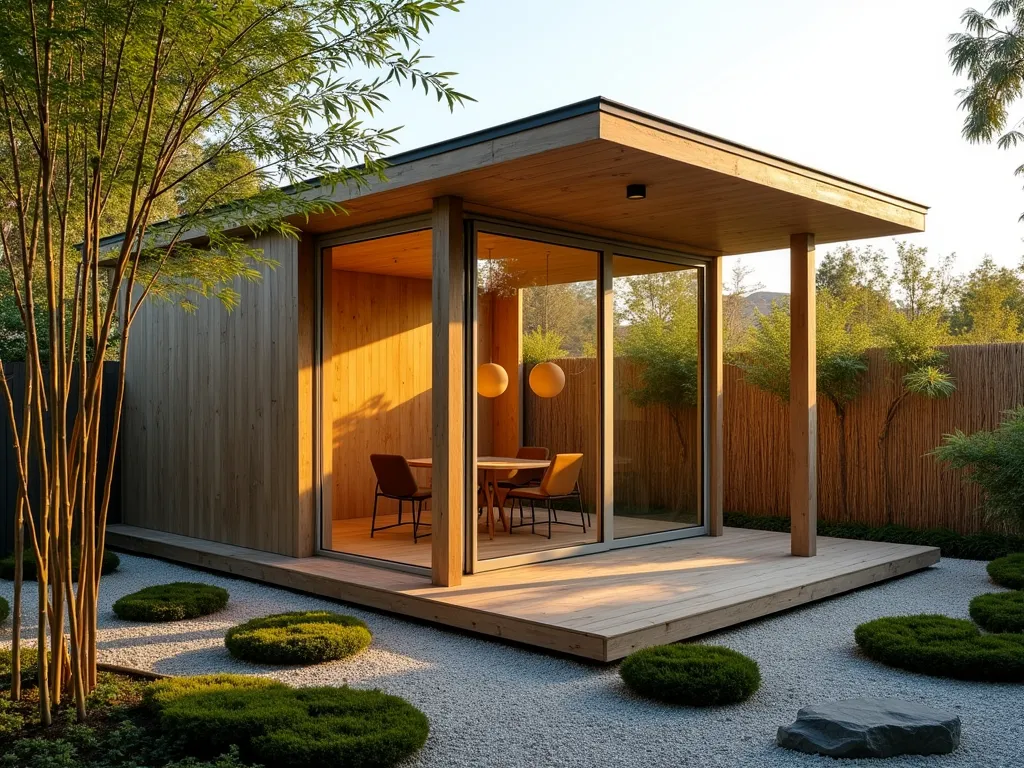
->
106, 525, 939, 662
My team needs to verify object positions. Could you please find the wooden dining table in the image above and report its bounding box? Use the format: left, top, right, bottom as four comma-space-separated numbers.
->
407, 456, 551, 539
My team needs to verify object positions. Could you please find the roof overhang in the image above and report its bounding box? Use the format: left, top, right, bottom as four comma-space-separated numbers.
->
100, 97, 927, 257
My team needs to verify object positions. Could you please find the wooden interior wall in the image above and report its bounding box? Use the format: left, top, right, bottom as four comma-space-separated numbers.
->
523, 344, 1024, 535
121, 234, 306, 556
330, 269, 433, 522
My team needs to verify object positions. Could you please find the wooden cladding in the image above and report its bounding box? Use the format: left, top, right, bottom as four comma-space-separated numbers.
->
121, 234, 309, 557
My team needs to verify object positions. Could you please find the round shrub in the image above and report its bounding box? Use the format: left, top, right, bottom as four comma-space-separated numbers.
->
0, 596, 8, 625
113, 582, 229, 622
988, 553, 1024, 590
970, 591, 1024, 634
855, 614, 1024, 682
155, 679, 428, 768
225, 611, 372, 665
0, 546, 119, 581
619, 644, 761, 706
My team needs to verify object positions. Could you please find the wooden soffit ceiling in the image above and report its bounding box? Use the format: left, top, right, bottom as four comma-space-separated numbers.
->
304, 98, 928, 257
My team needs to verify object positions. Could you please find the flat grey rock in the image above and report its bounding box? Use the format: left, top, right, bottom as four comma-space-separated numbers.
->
777, 697, 960, 758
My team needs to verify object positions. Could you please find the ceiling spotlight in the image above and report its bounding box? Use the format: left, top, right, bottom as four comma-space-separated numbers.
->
626, 183, 647, 200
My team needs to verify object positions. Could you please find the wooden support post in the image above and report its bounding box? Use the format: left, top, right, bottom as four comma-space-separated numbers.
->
491, 291, 522, 458
599, 249, 614, 542
431, 196, 465, 586
790, 233, 817, 557
707, 256, 724, 536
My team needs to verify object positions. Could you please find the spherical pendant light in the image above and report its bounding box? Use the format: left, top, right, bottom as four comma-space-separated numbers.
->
477, 363, 508, 398
529, 361, 565, 398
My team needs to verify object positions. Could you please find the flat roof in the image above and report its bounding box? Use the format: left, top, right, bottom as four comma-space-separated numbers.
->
99, 97, 927, 256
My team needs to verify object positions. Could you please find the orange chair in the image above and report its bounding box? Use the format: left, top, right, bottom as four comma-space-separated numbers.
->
507, 453, 585, 539
369, 454, 431, 541
496, 446, 549, 524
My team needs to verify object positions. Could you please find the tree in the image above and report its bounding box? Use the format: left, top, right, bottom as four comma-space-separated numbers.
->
722, 259, 764, 356
522, 328, 568, 365
0, 0, 467, 725
949, 256, 1024, 341
816, 243, 892, 324
736, 292, 872, 518
949, 1, 1024, 219
874, 310, 956, 523
617, 271, 700, 457
522, 281, 596, 357
892, 242, 958, 320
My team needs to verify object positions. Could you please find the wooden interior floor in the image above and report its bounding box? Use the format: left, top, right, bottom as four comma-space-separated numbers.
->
329, 510, 696, 567
106, 524, 939, 662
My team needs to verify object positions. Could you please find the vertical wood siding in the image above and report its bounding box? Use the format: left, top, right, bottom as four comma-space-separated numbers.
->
120, 234, 307, 556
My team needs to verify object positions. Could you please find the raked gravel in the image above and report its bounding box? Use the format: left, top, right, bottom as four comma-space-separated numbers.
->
1, 554, 1020, 767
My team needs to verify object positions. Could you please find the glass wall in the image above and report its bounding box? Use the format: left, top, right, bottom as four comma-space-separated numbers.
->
611, 255, 703, 538
473, 231, 600, 560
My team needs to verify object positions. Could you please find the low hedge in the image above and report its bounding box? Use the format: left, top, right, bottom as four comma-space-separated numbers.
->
0, 595, 8, 625
724, 512, 1024, 561
154, 676, 428, 768
225, 611, 372, 665
855, 614, 1024, 682
144, 673, 287, 710
113, 582, 229, 622
619, 644, 761, 706
970, 591, 1024, 634
988, 553, 1024, 589
0, 546, 120, 581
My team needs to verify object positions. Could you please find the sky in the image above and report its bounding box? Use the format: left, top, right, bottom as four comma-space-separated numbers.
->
360, 0, 1024, 293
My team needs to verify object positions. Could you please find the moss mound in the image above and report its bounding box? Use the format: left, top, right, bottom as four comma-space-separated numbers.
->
855, 614, 1024, 682
0, 546, 119, 581
619, 644, 761, 706
988, 553, 1024, 590
154, 677, 428, 768
113, 582, 229, 622
970, 591, 1024, 634
225, 611, 372, 665
0, 595, 8, 625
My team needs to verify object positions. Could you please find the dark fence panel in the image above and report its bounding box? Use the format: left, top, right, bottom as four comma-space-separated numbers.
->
0, 362, 121, 556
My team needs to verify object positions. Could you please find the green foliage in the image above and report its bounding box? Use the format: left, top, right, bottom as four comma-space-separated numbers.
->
737, 292, 871, 409
950, 257, 1024, 341
145, 673, 286, 712
0, 696, 24, 738
156, 681, 428, 768
970, 591, 1024, 633
521, 328, 568, 365
619, 644, 760, 706
875, 310, 949, 370
988, 553, 1024, 589
225, 611, 372, 665
618, 271, 700, 414
950, 1, 1024, 218
723, 511, 1024, 560
902, 365, 956, 399
854, 614, 1024, 682
0, 546, 119, 581
522, 282, 596, 358
113, 583, 229, 623
934, 407, 1024, 532
0, 646, 43, 691
0, 595, 8, 624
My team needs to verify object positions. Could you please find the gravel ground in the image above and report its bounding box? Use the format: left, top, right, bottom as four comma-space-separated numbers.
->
1, 554, 1020, 767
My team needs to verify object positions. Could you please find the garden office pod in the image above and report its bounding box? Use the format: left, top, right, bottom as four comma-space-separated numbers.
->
109, 98, 940, 661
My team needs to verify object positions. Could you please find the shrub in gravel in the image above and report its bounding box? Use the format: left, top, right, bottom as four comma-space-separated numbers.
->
855, 614, 1024, 682
155, 680, 428, 768
0, 546, 119, 581
988, 553, 1024, 590
970, 591, 1024, 633
0, 595, 8, 625
113, 582, 229, 622
225, 611, 371, 665
619, 644, 761, 706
